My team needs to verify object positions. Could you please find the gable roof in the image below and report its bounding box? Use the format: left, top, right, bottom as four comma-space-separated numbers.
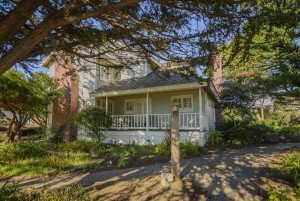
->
91, 71, 206, 94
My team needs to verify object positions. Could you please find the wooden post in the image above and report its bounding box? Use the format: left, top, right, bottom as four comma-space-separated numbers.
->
105, 97, 108, 113
146, 93, 149, 131
199, 88, 203, 131
171, 101, 180, 179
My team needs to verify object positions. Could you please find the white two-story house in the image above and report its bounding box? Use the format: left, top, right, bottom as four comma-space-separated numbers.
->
42, 53, 223, 146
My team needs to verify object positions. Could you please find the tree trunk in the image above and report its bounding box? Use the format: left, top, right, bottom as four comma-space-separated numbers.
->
6, 114, 29, 143
6, 113, 16, 143
0, 20, 54, 74
0, 0, 43, 46
260, 98, 265, 121
171, 102, 180, 180
0, 0, 142, 74
253, 102, 262, 121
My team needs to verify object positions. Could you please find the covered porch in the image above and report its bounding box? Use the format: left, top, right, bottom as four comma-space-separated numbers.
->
92, 85, 214, 132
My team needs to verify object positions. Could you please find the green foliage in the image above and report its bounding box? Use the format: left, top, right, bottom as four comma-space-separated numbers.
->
216, 121, 235, 132
74, 106, 112, 142
48, 125, 65, 143
155, 142, 170, 156
0, 181, 91, 201
0, 142, 49, 164
0, 139, 204, 177
268, 185, 294, 201
277, 127, 299, 138
282, 151, 300, 177
180, 142, 202, 157
107, 144, 157, 168
268, 151, 300, 201
206, 131, 224, 146
264, 116, 288, 129
0, 70, 63, 142
228, 121, 274, 145
155, 130, 172, 156
60, 140, 105, 154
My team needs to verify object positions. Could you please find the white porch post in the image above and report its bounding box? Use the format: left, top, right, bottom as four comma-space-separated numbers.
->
199, 88, 203, 131
146, 93, 149, 131
105, 96, 108, 113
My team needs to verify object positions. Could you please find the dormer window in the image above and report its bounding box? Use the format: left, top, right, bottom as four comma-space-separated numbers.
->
99, 66, 120, 82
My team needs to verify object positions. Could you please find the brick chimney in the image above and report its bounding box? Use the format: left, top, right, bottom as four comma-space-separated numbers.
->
213, 54, 223, 94
51, 54, 79, 141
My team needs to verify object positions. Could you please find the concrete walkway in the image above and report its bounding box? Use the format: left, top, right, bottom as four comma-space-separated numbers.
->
1, 142, 299, 201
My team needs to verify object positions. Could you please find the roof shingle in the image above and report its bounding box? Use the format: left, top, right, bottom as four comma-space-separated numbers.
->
91, 72, 204, 94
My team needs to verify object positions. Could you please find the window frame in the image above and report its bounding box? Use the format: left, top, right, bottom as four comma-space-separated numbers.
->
171, 95, 193, 112
124, 99, 134, 114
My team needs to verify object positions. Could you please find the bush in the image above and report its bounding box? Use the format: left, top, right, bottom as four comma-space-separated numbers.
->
74, 106, 112, 142
0, 142, 50, 164
180, 141, 202, 157
155, 142, 170, 156
107, 144, 156, 168
277, 127, 299, 138
282, 151, 300, 177
268, 151, 300, 201
48, 125, 65, 143
0, 181, 92, 201
60, 141, 105, 154
228, 121, 274, 145
206, 131, 223, 146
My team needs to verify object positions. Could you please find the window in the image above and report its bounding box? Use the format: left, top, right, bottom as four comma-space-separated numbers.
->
99, 66, 121, 82
125, 100, 134, 114
171, 95, 193, 112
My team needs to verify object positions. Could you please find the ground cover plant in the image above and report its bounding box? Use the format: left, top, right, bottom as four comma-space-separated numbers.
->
0, 181, 91, 201
0, 137, 205, 177
267, 148, 300, 200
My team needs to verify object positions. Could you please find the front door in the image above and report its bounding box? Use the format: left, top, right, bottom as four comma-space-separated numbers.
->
135, 100, 146, 114
134, 100, 146, 127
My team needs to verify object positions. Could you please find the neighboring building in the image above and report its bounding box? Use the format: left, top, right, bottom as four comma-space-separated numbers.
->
42, 53, 223, 145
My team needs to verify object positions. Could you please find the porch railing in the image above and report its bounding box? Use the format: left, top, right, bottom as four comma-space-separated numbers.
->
110, 113, 208, 130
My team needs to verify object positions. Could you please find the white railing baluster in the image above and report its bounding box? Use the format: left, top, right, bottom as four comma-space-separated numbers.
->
110, 113, 203, 130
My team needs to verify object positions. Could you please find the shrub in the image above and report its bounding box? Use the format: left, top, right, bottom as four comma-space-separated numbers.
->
265, 118, 287, 129
268, 151, 300, 201
268, 184, 295, 201
74, 106, 112, 142
105, 144, 157, 167
282, 151, 300, 177
228, 121, 274, 145
180, 141, 202, 157
0, 181, 92, 201
155, 142, 170, 156
206, 131, 223, 146
0, 142, 50, 164
215, 121, 235, 132
60, 141, 105, 154
48, 125, 65, 143
277, 127, 299, 138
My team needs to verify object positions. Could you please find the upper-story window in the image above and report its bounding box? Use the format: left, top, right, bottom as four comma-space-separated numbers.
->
98, 59, 121, 82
